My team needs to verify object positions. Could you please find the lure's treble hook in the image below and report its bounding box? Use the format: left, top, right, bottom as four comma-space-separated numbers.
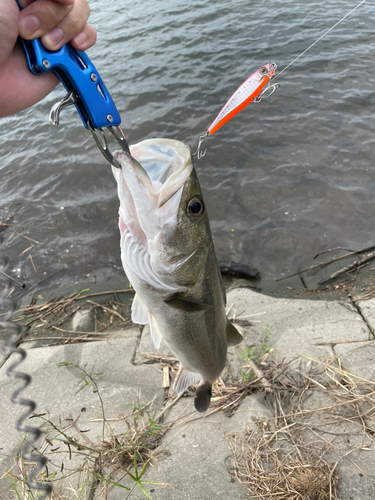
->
253, 82, 281, 103
192, 132, 209, 159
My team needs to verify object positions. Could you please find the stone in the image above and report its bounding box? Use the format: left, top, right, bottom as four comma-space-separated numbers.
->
71, 308, 95, 332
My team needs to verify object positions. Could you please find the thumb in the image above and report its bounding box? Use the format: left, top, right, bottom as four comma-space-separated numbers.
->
0, 0, 19, 67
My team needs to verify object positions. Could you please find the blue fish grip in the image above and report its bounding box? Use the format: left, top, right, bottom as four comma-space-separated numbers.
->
19, 37, 121, 130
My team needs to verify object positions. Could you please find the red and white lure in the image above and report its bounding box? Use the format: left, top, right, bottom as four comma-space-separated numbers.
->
194, 62, 279, 158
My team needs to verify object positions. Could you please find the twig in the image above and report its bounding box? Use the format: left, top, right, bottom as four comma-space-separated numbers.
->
19, 244, 34, 257
247, 359, 272, 392
85, 300, 128, 323
313, 339, 373, 346
319, 251, 375, 284
14, 231, 41, 244
298, 354, 375, 385
276, 245, 375, 282
29, 254, 37, 272
0, 272, 25, 289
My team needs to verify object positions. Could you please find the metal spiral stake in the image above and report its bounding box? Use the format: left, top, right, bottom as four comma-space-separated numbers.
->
0, 246, 52, 499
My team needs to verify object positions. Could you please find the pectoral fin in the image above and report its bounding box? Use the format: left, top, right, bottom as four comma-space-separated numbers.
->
131, 293, 149, 324
173, 366, 201, 395
163, 293, 211, 313
226, 320, 243, 346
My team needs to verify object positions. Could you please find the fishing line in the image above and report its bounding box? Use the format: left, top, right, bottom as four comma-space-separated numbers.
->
274, 0, 367, 81
193, 0, 367, 158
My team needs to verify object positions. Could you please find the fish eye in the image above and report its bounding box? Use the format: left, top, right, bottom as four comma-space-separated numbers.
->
260, 66, 268, 75
187, 197, 204, 218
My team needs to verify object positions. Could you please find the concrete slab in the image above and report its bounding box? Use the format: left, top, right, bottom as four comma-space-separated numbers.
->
355, 297, 375, 337
2, 285, 375, 499
299, 390, 375, 499
134, 324, 174, 364
138, 394, 272, 500
0, 333, 164, 500
333, 339, 375, 381
227, 288, 371, 365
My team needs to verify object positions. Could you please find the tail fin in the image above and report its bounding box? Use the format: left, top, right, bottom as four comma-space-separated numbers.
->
194, 383, 212, 412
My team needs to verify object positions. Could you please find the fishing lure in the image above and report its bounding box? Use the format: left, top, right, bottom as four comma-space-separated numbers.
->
194, 62, 280, 158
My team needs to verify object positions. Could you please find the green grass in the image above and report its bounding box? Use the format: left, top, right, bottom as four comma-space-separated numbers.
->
2, 361, 169, 500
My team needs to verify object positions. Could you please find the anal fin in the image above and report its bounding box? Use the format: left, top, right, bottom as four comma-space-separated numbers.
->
173, 366, 201, 395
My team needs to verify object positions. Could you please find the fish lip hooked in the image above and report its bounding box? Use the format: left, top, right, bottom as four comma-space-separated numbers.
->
115, 139, 194, 205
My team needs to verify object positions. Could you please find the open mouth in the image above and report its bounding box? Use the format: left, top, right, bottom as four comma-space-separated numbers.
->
116, 139, 193, 208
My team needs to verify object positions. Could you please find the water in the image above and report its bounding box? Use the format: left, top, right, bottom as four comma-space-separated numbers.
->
1, 0, 374, 300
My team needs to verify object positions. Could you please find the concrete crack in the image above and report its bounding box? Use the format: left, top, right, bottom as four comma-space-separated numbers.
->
131, 324, 143, 365
348, 295, 375, 339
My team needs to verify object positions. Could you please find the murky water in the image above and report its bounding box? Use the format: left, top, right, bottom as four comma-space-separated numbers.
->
0, 0, 374, 300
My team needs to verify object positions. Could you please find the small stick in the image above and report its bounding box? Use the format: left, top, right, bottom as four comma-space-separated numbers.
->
319, 250, 375, 284
247, 359, 272, 392
19, 244, 34, 257
298, 354, 375, 385
162, 366, 170, 388
276, 245, 375, 282
313, 338, 373, 346
314, 246, 356, 258
14, 231, 40, 244
0, 272, 26, 289
29, 254, 37, 272
85, 299, 128, 323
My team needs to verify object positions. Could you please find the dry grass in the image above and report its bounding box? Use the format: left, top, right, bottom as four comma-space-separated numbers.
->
226, 354, 375, 499
230, 424, 339, 500
8, 289, 135, 345
2, 361, 171, 500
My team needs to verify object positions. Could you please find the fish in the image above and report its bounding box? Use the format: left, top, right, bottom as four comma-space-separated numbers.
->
112, 138, 243, 412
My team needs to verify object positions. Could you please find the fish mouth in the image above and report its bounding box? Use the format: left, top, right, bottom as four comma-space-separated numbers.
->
112, 139, 195, 293
114, 139, 193, 207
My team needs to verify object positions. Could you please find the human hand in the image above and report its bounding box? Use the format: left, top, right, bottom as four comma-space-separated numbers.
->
0, 0, 97, 117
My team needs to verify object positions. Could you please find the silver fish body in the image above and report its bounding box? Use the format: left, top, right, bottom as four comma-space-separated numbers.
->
112, 139, 242, 412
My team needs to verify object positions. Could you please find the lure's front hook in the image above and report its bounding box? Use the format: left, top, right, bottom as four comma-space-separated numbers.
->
253, 82, 281, 103
193, 132, 209, 159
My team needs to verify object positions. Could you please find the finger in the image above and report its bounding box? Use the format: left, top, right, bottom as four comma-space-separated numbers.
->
18, 0, 73, 39
41, 0, 91, 50
70, 24, 97, 52
18, 0, 74, 8
0, 43, 59, 117
0, 0, 19, 66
